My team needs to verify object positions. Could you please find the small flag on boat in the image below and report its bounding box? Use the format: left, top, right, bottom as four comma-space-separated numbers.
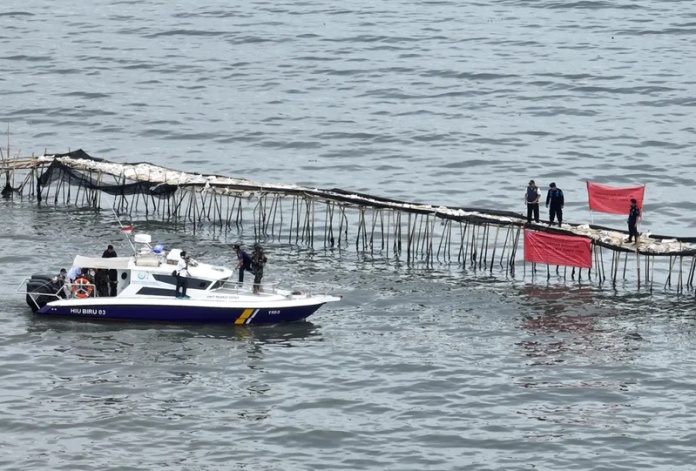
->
120, 225, 133, 234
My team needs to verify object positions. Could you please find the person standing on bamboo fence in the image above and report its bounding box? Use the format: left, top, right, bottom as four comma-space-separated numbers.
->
546, 182, 564, 226
626, 199, 641, 245
525, 180, 541, 224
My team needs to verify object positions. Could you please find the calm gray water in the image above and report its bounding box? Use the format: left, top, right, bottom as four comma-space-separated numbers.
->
2, 0, 696, 469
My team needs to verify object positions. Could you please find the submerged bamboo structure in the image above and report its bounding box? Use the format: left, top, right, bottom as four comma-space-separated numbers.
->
2, 149, 696, 292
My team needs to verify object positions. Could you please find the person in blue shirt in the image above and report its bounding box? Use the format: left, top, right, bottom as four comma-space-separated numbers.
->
233, 244, 254, 283
546, 182, 564, 226
66, 266, 81, 282
627, 198, 641, 244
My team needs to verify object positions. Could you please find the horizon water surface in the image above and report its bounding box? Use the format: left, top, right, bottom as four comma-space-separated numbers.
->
2, 1, 696, 470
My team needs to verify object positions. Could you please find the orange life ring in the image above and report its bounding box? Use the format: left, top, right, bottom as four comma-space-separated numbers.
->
72, 277, 93, 298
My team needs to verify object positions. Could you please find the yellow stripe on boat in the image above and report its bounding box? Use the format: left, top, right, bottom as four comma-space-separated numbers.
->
235, 309, 254, 325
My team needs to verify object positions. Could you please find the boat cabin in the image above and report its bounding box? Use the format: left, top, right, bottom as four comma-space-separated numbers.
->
68, 234, 233, 299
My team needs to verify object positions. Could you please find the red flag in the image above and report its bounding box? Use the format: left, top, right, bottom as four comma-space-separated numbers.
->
120, 225, 133, 234
587, 182, 645, 215
524, 230, 592, 268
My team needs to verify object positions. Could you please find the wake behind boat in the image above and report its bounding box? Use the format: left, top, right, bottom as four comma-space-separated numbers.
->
18, 234, 341, 324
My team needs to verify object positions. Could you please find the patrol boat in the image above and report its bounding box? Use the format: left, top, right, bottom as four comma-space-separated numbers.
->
19, 234, 341, 324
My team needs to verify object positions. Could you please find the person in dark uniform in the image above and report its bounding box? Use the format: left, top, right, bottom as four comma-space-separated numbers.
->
525, 180, 541, 224
251, 244, 267, 294
626, 198, 641, 244
233, 244, 253, 284
546, 182, 565, 226
94, 268, 110, 297
102, 244, 118, 297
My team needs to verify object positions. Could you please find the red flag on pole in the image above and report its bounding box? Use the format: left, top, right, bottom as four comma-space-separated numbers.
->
586, 182, 645, 215
120, 225, 133, 234
524, 230, 592, 268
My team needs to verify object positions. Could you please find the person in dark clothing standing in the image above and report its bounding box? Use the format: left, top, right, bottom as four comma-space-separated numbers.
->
251, 244, 268, 294
626, 198, 641, 244
94, 269, 110, 297
102, 244, 118, 297
525, 180, 541, 224
175, 250, 190, 299
546, 182, 565, 226
233, 244, 253, 283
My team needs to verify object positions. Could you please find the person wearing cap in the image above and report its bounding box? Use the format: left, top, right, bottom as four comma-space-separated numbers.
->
233, 244, 254, 284
525, 180, 541, 224
626, 199, 641, 244
251, 243, 268, 294
545, 182, 565, 226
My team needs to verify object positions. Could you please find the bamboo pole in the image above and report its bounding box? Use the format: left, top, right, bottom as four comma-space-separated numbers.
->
636, 251, 641, 290
490, 226, 500, 271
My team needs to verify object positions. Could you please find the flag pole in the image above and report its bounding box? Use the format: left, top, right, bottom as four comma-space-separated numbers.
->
587, 181, 594, 225
102, 193, 136, 254
638, 183, 646, 236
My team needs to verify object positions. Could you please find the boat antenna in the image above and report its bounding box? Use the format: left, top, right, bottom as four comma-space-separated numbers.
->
103, 193, 136, 254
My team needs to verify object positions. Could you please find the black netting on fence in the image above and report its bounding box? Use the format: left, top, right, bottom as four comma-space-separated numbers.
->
37, 159, 177, 201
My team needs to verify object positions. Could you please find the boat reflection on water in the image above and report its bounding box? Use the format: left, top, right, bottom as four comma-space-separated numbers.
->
26, 316, 322, 347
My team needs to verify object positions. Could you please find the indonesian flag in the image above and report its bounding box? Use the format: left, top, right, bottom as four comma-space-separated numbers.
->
120, 225, 133, 234
587, 182, 645, 215
524, 230, 592, 268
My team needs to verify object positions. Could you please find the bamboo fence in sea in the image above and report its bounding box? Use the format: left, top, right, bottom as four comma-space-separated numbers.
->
2, 148, 696, 292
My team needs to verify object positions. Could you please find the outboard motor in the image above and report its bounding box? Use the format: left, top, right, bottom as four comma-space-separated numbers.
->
25, 274, 64, 313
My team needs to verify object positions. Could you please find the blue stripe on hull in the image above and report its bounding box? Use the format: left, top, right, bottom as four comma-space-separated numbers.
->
37, 303, 325, 324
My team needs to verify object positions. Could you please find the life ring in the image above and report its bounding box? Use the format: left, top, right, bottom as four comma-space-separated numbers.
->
72, 277, 93, 298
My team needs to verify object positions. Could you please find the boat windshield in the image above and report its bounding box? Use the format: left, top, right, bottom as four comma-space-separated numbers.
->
210, 278, 230, 290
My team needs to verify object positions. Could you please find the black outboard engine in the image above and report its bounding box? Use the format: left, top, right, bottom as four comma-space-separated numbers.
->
25, 274, 65, 313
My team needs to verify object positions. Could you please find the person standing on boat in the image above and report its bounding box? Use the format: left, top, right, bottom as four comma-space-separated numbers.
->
545, 182, 564, 226
525, 180, 541, 224
175, 251, 190, 299
66, 265, 81, 283
233, 244, 254, 284
51, 269, 68, 298
51, 269, 67, 287
94, 268, 110, 297
251, 244, 267, 294
626, 198, 641, 244
102, 244, 118, 297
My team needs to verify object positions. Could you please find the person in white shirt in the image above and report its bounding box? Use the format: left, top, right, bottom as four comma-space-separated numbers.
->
175, 251, 190, 299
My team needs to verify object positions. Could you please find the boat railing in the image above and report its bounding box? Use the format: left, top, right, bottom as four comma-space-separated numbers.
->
215, 280, 282, 296
214, 279, 336, 298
